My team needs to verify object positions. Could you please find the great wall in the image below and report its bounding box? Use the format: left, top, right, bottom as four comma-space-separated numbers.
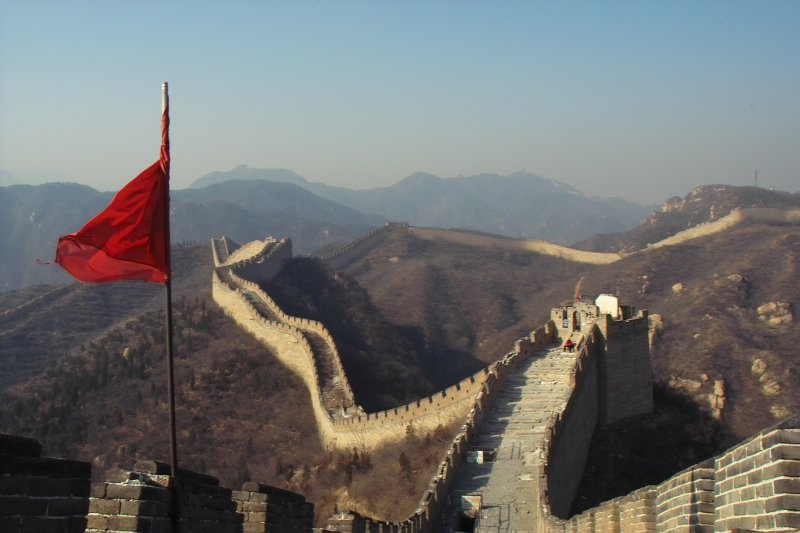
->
2, 207, 800, 532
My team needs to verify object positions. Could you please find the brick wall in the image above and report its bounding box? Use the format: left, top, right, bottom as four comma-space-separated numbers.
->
0, 433, 90, 533
546, 335, 600, 518
232, 239, 294, 285
540, 415, 799, 533
594, 312, 653, 425
714, 416, 800, 532
655, 460, 714, 532
232, 482, 313, 533
87, 460, 242, 533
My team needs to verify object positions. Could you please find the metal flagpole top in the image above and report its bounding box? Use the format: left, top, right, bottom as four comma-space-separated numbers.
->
162, 81, 168, 113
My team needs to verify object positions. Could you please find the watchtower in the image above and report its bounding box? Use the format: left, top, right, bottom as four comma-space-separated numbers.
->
551, 294, 653, 425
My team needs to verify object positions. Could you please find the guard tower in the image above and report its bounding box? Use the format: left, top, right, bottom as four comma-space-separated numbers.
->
551, 294, 653, 425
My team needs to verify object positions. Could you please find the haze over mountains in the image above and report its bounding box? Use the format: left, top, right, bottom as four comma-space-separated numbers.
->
0, 180, 378, 289
191, 165, 653, 243
0, 166, 651, 289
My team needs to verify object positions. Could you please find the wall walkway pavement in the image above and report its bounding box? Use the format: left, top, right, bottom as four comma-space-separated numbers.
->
444, 342, 580, 532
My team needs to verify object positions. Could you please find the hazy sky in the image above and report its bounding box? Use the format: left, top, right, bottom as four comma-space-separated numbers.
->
1, 1, 798, 204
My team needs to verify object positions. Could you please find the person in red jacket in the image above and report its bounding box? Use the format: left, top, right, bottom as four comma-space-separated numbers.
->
564, 338, 574, 352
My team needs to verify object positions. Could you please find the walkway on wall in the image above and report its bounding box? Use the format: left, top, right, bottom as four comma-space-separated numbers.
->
443, 341, 580, 532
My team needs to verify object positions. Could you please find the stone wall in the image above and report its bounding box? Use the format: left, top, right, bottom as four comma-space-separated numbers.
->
545, 332, 600, 518
655, 460, 714, 532
409, 207, 800, 264
233, 482, 314, 533
211, 269, 342, 446
212, 237, 294, 285
221, 267, 356, 409
0, 433, 90, 533
714, 417, 800, 532
646, 207, 800, 250
594, 311, 653, 425
537, 415, 800, 532
317, 223, 407, 270
211, 236, 503, 451
408, 227, 622, 265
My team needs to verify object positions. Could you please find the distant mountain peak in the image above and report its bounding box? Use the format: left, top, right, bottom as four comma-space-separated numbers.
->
399, 171, 442, 183
190, 166, 307, 189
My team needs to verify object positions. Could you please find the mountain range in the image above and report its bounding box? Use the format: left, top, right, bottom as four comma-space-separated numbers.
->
0, 180, 378, 290
0, 167, 652, 290
190, 166, 653, 243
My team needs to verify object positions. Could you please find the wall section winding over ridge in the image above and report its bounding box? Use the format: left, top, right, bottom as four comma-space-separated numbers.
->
210, 233, 495, 452
410, 207, 800, 264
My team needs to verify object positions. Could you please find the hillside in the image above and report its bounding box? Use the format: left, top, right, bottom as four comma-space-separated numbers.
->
263, 257, 485, 411
0, 243, 211, 390
190, 166, 653, 244
0, 295, 458, 524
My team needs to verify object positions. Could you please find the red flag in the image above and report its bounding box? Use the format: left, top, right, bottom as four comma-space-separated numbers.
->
55, 104, 171, 284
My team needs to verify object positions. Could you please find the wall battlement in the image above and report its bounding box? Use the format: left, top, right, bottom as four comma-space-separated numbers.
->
210, 232, 501, 452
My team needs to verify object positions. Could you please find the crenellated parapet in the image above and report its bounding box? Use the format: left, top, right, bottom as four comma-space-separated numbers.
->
210, 231, 505, 453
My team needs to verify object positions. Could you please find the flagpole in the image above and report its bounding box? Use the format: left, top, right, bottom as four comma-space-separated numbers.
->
162, 82, 179, 480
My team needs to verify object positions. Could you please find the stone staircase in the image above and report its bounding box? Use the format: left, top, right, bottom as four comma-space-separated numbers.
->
444, 340, 581, 532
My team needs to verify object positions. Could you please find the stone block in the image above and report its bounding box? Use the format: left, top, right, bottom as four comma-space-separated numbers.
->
46, 496, 90, 516
756, 513, 776, 530
0, 475, 29, 495
66, 515, 88, 533
119, 498, 171, 517
247, 511, 268, 522
244, 492, 266, 504
765, 494, 800, 512
19, 516, 70, 533
771, 444, 800, 461
774, 511, 800, 529
774, 478, 800, 494
765, 459, 800, 478
231, 490, 250, 502
143, 517, 172, 533
0, 434, 42, 458
90, 483, 107, 499
0, 494, 48, 515
763, 429, 800, 446
106, 483, 172, 502
0, 454, 91, 478
746, 469, 763, 485
89, 497, 121, 514
25, 476, 79, 498
0, 516, 21, 530
108, 514, 141, 531
86, 513, 109, 530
